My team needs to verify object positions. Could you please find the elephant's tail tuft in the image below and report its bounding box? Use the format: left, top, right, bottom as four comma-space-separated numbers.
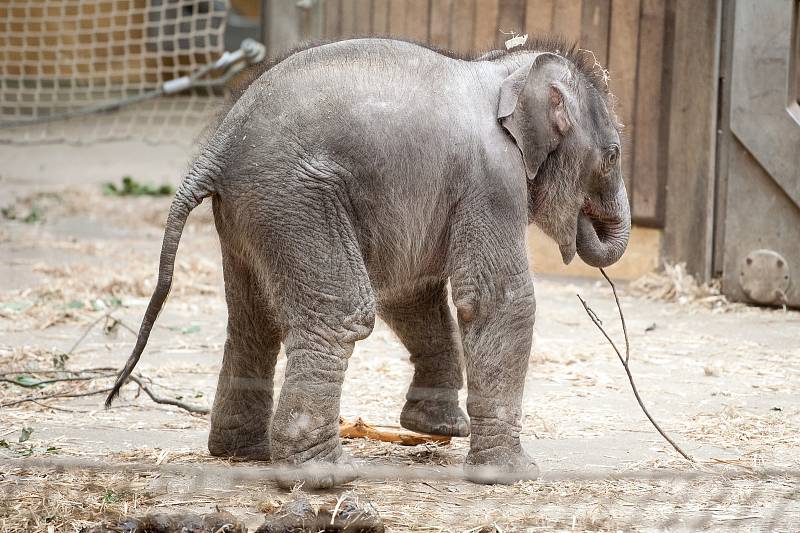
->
105, 151, 220, 407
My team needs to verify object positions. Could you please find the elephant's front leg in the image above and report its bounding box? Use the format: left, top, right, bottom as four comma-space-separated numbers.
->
451, 256, 539, 484
379, 281, 469, 437
208, 245, 281, 460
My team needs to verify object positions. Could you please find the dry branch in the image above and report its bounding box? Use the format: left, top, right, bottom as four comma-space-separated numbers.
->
577, 268, 694, 462
0, 387, 115, 408
339, 417, 451, 446
0, 374, 114, 388
1, 307, 210, 414
126, 374, 209, 415
0, 369, 208, 415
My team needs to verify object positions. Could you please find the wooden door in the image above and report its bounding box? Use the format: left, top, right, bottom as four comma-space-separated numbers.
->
718, 0, 800, 307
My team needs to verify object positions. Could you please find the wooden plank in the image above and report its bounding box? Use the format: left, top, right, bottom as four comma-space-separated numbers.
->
449, 0, 476, 53
580, 0, 610, 64
662, 0, 721, 280
404, 0, 431, 42
497, 0, 526, 48
711, 0, 735, 274
524, 0, 554, 35
429, 0, 453, 48
388, 0, 407, 36
473, 0, 500, 51
354, 0, 373, 34
372, 0, 390, 34
552, 0, 582, 44
631, 0, 667, 226
340, 0, 356, 35
607, 0, 639, 200
324, 0, 342, 38
298, 0, 325, 40
265, 0, 302, 56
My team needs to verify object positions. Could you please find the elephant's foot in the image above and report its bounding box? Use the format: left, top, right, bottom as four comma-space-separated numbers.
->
464, 446, 540, 485
207, 432, 271, 461
271, 418, 356, 490
273, 445, 357, 490
400, 398, 470, 437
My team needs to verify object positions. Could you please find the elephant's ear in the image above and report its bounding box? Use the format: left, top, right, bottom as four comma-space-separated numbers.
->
497, 52, 573, 180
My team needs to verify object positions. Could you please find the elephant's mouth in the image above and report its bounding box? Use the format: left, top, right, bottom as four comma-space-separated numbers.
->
560, 193, 631, 268
576, 193, 631, 268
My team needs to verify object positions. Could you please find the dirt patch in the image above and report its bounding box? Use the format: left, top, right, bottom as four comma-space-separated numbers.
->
2, 147, 800, 531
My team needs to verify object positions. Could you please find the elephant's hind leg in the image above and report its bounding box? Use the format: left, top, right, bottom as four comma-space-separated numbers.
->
208, 243, 280, 460
267, 192, 376, 489
380, 280, 469, 437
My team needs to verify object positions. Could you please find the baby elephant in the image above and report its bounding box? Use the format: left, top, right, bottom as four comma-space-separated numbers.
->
107, 36, 630, 487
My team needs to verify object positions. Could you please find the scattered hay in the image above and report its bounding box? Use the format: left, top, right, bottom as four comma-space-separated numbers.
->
1, 250, 221, 331
0, 467, 160, 533
0, 345, 67, 374
628, 262, 733, 309
683, 405, 800, 463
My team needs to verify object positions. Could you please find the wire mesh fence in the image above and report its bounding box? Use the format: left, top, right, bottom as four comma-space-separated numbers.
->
0, 0, 230, 145
2, 456, 800, 531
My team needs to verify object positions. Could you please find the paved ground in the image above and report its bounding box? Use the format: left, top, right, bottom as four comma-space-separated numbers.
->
1, 140, 799, 532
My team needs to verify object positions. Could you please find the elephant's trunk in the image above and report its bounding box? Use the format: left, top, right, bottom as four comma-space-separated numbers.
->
575, 182, 631, 268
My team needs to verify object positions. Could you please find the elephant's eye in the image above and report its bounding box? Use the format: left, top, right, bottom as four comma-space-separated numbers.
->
603, 145, 620, 173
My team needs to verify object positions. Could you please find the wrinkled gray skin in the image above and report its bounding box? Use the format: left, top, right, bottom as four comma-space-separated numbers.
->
106, 38, 629, 488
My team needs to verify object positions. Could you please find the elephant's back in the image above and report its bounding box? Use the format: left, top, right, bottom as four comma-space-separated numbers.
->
211, 39, 506, 288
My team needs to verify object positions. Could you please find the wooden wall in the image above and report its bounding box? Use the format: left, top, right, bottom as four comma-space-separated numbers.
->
266, 0, 673, 227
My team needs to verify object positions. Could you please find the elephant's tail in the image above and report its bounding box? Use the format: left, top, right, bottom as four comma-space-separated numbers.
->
105, 151, 220, 407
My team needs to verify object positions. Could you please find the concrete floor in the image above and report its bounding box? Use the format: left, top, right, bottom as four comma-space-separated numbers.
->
1, 139, 799, 531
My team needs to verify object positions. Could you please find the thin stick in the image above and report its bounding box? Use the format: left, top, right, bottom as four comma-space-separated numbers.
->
0, 368, 117, 376
125, 375, 209, 415
0, 367, 207, 415
577, 268, 694, 462
64, 310, 114, 356
0, 387, 114, 408
0, 375, 115, 388
600, 268, 630, 364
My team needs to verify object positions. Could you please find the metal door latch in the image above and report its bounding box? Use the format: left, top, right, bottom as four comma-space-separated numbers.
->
738, 249, 791, 305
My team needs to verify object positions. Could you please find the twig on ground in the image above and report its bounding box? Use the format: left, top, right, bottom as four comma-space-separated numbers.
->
339, 417, 451, 445
0, 368, 117, 377
577, 268, 694, 462
1, 308, 209, 414
0, 374, 115, 388
1, 367, 208, 415
0, 387, 114, 408
30, 399, 90, 413
125, 374, 210, 415
65, 309, 116, 356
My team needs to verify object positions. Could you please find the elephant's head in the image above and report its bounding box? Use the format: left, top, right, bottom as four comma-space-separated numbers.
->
497, 51, 630, 268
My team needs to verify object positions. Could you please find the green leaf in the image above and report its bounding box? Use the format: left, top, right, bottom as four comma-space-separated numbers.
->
1, 301, 32, 311
19, 427, 33, 443
15, 375, 43, 388
18, 445, 34, 457
102, 491, 120, 504
22, 205, 44, 223
66, 300, 84, 309
169, 324, 201, 334
46, 446, 60, 454
1, 204, 44, 223
103, 176, 174, 197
